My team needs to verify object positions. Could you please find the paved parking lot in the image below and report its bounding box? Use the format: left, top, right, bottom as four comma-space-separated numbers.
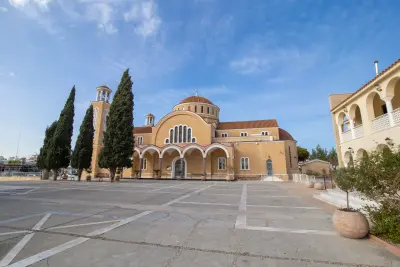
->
0, 180, 398, 267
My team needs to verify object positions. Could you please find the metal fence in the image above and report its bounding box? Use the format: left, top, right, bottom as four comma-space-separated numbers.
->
292, 174, 316, 184
0, 171, 42, 177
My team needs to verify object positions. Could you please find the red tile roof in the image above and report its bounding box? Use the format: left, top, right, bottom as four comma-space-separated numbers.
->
332, 58, 400, 111
279, 128, 295, 141
179, 96, 214, 105
217, 119, 278, 130
133, 126, 152, 134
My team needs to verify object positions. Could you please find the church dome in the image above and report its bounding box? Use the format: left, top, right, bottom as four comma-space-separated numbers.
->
179, 96, 214, 105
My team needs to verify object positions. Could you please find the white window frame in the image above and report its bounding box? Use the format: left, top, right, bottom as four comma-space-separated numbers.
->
221, 133, 228, 137
217, 157, 226, 170
191, 137, 197, 143
141, 158, 147, 170
137, 136, 143, 145
240, 132, 248, 137
164, 138, 170, 144
240, 157, 250, 170
261, 131, 269, 136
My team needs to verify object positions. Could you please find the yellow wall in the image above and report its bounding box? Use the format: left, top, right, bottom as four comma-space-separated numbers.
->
153, 112, 212, 146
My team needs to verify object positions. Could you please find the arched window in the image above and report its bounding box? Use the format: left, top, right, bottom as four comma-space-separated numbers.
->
170, 129, 173, 143
240, 132, 248, 137
212, 108, 214, 115
137, 136, 143, 145
217, 158, 226, 170
201, 106, 204, 113
183, 126, 187, 142
141, 158, 147, 170
195, 106, 197, 112
192, 137, 196, 143
174, 126, 178, 143
168, 125, 196, 144
261, 131, 269, 136
221, 133, 228, 137
179, 125, 183, 143
240, 157, 250, 170
207, 107, 210, 114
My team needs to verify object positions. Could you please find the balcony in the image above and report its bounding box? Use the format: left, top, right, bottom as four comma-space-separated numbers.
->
372, 113, 390, 132
341, 130, 352, 143
354, 125, 364, 138
393, 108, 400, 125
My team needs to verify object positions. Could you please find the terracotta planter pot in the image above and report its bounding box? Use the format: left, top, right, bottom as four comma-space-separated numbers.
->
333, 209, 369, 239
305, 181, 315, 188
314, 182, 324, 190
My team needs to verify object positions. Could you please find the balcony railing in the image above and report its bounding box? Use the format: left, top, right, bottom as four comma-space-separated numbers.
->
341, 130, 352, 143
354, 125, 364, 138
372, 113, 390, 132
393, 108, 400, 126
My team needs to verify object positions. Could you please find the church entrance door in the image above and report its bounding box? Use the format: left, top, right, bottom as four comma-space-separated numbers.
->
173, 159, 186, 179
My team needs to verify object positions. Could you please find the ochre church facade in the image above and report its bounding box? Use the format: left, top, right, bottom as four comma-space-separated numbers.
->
91, 86, 299, 181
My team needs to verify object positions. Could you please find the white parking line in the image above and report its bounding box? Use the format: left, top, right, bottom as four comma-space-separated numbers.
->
147, 184, 184, 192
47, 220, 120, 230
0, 231, 32, 237
0, 213, 51, 267
246, 204, 321, 209
245, 226, 336, 236
235, 184, 247, 229
178, 201, 236, 206
7, 184, 214, 267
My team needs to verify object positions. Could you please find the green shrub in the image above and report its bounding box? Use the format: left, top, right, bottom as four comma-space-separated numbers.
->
333, 167, 356, 210
366, 201, 400, 244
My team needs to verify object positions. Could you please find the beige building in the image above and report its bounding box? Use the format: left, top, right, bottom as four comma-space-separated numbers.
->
91, 87, 298, 180
329, 59, 400, 167
299, 159, 330, 176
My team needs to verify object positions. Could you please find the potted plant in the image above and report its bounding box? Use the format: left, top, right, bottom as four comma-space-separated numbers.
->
332, 167, 369, 239
134, 169, 140, 178
86, 168, 92, 182
153, 169, 160, 179
115, 169, 121, 182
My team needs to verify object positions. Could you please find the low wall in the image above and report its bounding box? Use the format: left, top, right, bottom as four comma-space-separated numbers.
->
0, 176, 41, 181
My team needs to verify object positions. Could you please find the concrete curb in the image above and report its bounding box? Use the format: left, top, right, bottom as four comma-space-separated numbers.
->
369, 235, 400, 257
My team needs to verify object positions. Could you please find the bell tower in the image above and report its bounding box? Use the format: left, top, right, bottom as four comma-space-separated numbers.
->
145, 113, 155, 127
91, 85, 112, 178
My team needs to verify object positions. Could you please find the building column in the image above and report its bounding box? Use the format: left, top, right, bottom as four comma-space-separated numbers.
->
180, 157, 184, 179
226, 158, 231, 181
96, 91, 100, 101
202, 157, 206, 180
349, 118, 356, 139
337, 125, 343, 143
383, 96, 395, 127
138, 157, 143, 178
158, 157, 162, 178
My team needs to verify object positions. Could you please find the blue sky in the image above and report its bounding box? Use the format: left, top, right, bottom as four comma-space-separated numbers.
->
0, 0, 399, 158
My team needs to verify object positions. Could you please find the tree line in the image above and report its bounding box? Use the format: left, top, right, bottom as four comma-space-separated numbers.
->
297, 144, 338, 168
37, 69, 134, 182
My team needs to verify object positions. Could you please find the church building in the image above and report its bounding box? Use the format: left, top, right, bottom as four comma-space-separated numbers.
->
91, 86, 299, 181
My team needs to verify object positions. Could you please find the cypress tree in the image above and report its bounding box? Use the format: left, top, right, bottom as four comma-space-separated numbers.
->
71, 105, 94, 181
99, 69, 134, 181
37, 121, 57, 180
47, 86, 76, 180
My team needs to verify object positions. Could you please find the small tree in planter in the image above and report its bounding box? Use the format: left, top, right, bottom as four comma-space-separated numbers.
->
115, 168, 121, 182
332, 167, 369, 239
86, 168, 92, 182
153, 169, 160, 179
134, 169, 140, 178
353, 147, 400, 244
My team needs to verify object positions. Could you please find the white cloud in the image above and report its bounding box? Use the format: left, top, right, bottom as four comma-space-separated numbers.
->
0, 6, 8, 12
229, 57, 270, 75
9, 0, 52, 11
0, 72, 16, 77
124, 0, 161, 37
86, 2, 117, 34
